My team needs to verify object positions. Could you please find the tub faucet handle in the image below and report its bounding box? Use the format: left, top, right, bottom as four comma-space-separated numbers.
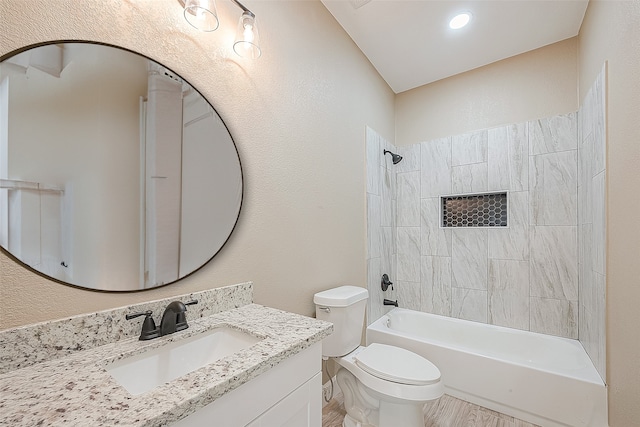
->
381, 274, 393, 291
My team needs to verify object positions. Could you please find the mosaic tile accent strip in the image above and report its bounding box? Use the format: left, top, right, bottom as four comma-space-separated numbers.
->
442, 193, 508, 227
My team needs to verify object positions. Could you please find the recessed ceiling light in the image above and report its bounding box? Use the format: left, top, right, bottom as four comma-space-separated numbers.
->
449, 12, 471, 30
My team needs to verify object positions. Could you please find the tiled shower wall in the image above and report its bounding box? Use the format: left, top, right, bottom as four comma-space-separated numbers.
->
366, 68, 607, 380
577, 65, 607, 380
366, 127, 397, 322
367, 114, 581, 339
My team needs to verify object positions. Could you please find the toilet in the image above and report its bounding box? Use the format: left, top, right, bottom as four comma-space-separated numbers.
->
314, 286, 443, 427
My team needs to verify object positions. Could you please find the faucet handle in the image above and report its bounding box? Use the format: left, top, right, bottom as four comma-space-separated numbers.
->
126, 310, 160, 341
381, 274, 394, 291
176, 300, 199, 332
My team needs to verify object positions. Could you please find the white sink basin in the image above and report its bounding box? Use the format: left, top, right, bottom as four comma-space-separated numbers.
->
106, 327, 261, 395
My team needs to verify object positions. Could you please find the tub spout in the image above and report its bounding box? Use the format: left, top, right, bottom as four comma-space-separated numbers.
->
383, 299, 398, 307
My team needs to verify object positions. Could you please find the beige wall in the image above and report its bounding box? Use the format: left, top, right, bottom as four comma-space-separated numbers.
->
0, 0, 395, 329
395, 37, 579, 146
578, 1, 640, 425
2, 1, 639, 425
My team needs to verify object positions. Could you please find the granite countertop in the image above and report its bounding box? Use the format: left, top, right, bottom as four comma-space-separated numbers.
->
0, 304, 332, 426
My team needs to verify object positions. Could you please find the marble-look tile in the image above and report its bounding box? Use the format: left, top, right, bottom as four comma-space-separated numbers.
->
421, 256, 452, 316
530, 297, 578, 339
579, 304, 597, 366
488, 123, 528, 192
578, 133, 593, 195
528, 113, 577, 155
392, 203, 397, 247
488, 260, 530, 330
488, 125, 510, 191
593, 171, 606, 275
381, 226, 394, 275
381, 166, 395, 227
529, 150, 577, 226
530, 226, 578, 301
421, 137, 451, 198
577, 67, 606, 382
452, 229, 488, 290
593, 272, 607, 381
579, 304, 597, 375
366, 127, 381, 196
578, 224, 594, 310
451, 163, 488, 194
507, 190, 529, 226
394, 143, 421, 172
452, 288, 488, 323
452, 130, 488, 166
579, 91, 591, 141
488, 226, 529, 261
488, 191, 529, 260
577, 99, 584, 146
397, 281, 421, 311
397, 227, 421, 282
578, 143, 593, 226
397, 171, 420, 227
366, 193, 381, 259
421, 198, 451, 256
593, 66, 607, 175
367, 257, 383, 325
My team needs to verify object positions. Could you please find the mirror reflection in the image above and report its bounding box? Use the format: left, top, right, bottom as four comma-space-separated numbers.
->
0, 42, 242, 291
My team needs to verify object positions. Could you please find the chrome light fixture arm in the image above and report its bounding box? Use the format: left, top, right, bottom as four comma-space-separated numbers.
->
230, 0, 255, 18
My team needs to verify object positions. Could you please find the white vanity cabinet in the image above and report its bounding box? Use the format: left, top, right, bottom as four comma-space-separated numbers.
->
172, 342, 322, 427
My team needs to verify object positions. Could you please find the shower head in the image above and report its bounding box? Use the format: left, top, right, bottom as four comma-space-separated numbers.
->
383, 150, 403, 165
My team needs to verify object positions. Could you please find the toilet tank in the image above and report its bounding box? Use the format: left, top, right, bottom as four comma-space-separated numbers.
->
314, 286, 368, 358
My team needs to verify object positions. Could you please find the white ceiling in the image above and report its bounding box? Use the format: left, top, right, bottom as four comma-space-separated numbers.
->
321, 0, 589, 93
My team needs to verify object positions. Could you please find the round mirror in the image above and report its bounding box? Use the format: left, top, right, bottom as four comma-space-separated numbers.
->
0, 42, 243, 291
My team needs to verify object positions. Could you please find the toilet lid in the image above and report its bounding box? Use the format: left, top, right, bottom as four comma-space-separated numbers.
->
355, 343, 440, 386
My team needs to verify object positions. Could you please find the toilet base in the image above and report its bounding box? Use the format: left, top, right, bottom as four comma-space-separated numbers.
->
379, 400, 424, 427
341, 402, 425, 427
342, 413, 371, 427
337, 367, 428, 427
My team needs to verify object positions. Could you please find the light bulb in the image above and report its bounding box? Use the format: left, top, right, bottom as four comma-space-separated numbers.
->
183, 0, 219, 32
449, 13, 471, 30
233, 12, 261, 59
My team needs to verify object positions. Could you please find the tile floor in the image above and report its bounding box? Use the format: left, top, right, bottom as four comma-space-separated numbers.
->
322, 393, 540, 427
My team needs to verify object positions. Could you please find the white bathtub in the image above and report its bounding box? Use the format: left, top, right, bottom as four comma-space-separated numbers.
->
366, 308, 608, 427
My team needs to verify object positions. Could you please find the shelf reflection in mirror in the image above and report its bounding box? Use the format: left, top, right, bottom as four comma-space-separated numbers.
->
0, 42, 243, 291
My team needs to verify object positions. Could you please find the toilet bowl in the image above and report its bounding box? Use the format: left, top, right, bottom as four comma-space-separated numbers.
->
314, 286, 443, 427
336, 344, 443, 427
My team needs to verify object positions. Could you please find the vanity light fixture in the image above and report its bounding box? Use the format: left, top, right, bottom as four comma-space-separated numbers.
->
178, 0, 261, 59
233, 10, 261, 59
449, 12, 471, 30
183, 0, 219, 32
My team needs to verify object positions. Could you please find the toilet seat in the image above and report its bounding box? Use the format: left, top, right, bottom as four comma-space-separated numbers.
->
355, 343, 440, 386
336, 346, 444, 403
